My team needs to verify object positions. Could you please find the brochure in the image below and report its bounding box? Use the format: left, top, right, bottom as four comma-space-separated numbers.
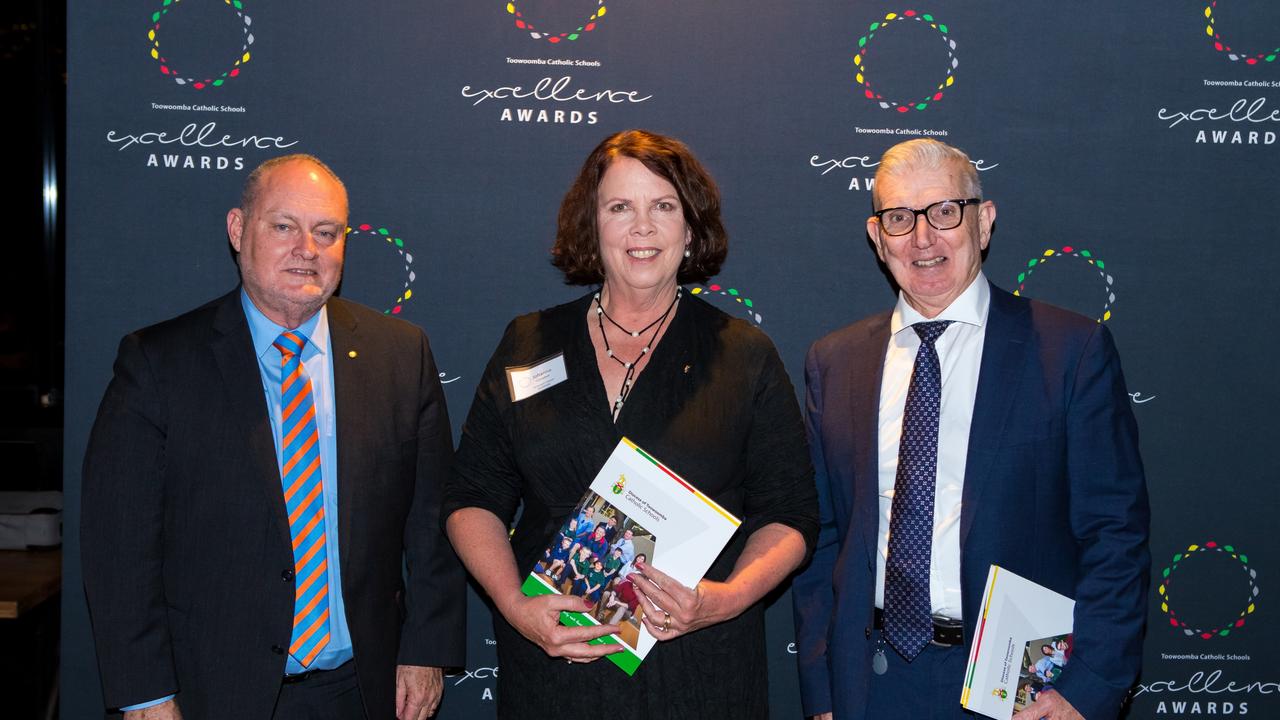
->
520, 437, 742, 675
960, 565, 1075, 719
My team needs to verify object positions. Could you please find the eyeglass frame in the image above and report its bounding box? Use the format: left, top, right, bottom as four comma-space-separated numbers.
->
872, 198, 983, 237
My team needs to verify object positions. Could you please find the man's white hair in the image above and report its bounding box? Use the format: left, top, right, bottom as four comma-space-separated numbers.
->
872, 138, 981, 209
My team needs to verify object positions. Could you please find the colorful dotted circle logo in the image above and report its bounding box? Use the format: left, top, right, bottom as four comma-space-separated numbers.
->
347, 224, 415, 315
506, 1, 607, 44
1012, 246, 1115, 323
1159, 541, 1259, 639
855, 10, 957, 113
689, 284, 763, 325
1204, 3, 1280, 65
147, 0, 253, 89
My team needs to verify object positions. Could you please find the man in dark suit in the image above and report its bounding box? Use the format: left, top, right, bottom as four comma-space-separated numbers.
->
82, 154, 466, 719
792, 139, 1149, 720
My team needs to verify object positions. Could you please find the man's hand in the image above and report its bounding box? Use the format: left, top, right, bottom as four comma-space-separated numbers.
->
396, 665, 444, 720
123, 699, 182, 720
811, 713, 833, 720
1011, 689, 1085, 720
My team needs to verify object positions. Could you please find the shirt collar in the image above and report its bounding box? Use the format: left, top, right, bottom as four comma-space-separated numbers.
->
240, 289, 329, 360
890, 271, 990, 337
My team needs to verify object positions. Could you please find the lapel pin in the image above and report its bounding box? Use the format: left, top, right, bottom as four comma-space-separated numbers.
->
348, 350, 358, 359
683, 364, 691, 374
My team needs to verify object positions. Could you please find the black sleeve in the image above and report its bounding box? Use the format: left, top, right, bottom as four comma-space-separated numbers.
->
443, 321, 525, 527
398, 329, 468, 668
81, 333, 180, 708
738, 340, 820, 560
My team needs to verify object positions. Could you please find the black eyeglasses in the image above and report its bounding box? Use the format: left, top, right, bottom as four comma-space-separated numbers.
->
873, 198, 982, 236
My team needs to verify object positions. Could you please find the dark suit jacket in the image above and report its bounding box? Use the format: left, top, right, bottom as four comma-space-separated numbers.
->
82, 290, 467, 719
792, 283, 1150, 720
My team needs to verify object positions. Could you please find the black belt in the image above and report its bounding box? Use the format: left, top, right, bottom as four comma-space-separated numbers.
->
873, 608, 964, 647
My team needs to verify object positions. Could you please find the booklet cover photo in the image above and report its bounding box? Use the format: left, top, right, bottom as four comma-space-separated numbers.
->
521, 437, 741, 675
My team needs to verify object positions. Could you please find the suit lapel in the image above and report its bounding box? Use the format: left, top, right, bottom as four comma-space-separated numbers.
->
853, 313, 891, 567
210, 290, 295, 553
327, 299, 362, 575
960, 285, 1029, 547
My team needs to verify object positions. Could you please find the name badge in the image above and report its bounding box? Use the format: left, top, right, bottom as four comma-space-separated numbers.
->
505, 352, 568, 402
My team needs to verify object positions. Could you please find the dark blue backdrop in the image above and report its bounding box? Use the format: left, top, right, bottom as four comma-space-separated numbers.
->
63, 1, 1280, 717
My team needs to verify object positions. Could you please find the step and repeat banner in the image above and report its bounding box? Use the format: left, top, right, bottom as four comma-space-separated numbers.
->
63, 1, 1278, 717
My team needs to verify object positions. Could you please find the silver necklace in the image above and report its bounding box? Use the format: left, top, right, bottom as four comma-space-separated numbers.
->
593, 288, 681, 417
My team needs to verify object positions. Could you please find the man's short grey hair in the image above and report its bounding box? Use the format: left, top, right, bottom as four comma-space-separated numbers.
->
239, 153, 346, 217
872, 138, 981, 209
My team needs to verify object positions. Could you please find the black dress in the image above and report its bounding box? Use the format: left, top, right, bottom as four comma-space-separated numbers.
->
444, 291, 818, 719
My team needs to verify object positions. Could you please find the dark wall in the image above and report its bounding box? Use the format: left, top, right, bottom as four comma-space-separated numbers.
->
0, 2, 63, 433
64, 1, 1280, 717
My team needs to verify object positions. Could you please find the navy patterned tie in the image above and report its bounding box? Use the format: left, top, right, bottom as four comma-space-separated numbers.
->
883, 320, 952, 660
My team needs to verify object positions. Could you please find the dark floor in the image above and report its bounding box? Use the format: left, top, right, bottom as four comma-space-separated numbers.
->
0, 585, 60, 719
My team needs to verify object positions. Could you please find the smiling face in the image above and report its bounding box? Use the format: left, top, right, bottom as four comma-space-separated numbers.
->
596, 156, 691, 297
867, 160, 995, 318
227, 158, 349, 329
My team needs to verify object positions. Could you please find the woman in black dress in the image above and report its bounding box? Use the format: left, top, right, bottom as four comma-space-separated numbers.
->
443, 129, 818, 718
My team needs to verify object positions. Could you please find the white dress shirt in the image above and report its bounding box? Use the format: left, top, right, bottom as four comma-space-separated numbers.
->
874, 273, 990, 619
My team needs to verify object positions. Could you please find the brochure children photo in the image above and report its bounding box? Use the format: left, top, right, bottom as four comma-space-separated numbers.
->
521, 437, 741, 675
960, 565, 1075, 719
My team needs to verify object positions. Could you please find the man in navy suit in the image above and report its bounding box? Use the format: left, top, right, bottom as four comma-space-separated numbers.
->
792, 139, 1149, 720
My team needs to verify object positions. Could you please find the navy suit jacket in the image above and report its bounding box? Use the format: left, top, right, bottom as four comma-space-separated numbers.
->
82, 290, 467, 719
792, 284, 1150, 720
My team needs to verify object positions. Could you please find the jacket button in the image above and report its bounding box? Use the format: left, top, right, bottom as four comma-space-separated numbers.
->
865, 626, 872, 639
282, 568, 295, 582
271, 645, 285, 655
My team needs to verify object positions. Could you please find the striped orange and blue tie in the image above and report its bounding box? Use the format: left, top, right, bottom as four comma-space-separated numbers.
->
273, 331, 330, 669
